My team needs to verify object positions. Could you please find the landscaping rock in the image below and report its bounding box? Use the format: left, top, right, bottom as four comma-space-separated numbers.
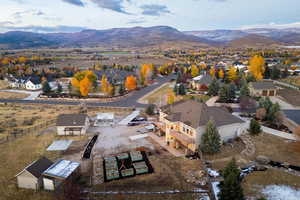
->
256, 155, 270, 165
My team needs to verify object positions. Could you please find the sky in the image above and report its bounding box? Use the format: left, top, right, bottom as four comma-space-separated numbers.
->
0, 0, 300, 33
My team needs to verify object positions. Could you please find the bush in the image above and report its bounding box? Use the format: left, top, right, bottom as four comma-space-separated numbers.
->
249, 119, 262, 135
145, 104, 155, 115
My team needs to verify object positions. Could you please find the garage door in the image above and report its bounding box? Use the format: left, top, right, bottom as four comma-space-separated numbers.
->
269, 90, 275, 96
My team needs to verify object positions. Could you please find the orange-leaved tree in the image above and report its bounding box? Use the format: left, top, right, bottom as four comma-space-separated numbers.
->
125, 75, 137, 91
249, 55, 265, 81
140, 64, 154, 86
71, 70, 97, 96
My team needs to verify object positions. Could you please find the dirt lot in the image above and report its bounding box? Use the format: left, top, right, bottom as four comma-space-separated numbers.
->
0, 80, 8, 89
278, 88, 300, 106
0, 91, 29, 99
91, 155, 206, 200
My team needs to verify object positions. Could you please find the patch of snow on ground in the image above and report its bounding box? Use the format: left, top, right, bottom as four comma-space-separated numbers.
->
262, 185, 300, 200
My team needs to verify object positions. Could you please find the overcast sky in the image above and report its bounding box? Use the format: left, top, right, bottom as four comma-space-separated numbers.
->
0, 0, 300, 33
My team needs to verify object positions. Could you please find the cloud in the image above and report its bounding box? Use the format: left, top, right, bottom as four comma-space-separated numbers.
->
0, 23, 86, 33
240, 22, 300, 30
140, 4, 171, 16
127, 18, 146, 24
62, 0, 84, 6
90, 0, 131, 14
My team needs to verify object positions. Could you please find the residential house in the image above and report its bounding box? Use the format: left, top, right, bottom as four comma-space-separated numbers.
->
16, 157, 53, 190
6, 75, 42, 91
56, 114, 90, 136
249, 81, 278, 96
42, 159, 80, 191
158, 100, 245, 154
190, 74, 213, 91
25, 76, 42, 90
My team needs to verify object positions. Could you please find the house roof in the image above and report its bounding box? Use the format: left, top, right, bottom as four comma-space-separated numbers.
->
161, 100, 244, 129
16, 157, 53, 178
193, 74, 213, 85
56, 114, 88, 126
250, 81, 277, 90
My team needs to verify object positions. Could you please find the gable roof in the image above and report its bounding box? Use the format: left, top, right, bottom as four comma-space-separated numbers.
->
56, 114, 88, 126
161, 100, 244, 129
250, 81, 276, 90
16, 157, 53, 178
193, 74, 213, 85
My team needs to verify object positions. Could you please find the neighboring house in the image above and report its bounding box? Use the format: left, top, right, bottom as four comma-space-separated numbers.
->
56, 114, 90, 136
190, 74, 213, 91
249, 81, 278, 97
158, 100, 245, 154
15, 157, 53, 190
42, 159, 80, 191
25, 76, 42, 91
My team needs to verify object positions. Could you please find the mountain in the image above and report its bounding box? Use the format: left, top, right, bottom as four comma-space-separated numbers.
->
184, 27, 300, 46
0, 26, 212, 49
227, 34, 281, 48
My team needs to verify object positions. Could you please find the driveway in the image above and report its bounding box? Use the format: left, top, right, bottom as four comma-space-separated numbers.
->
0, 89, 42, 100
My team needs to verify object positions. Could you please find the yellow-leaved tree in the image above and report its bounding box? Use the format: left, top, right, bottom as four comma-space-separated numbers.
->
71, 70, 97, 96
140, 64, 154, 86
125, 75, 137, 91
101, 74, 109, 93
227, 66, 237, 81
218, 69, 224, 80
191, 65, 200, 78
209, 68, 215, 78
167, 92, 175, 105
249, 55, 265, 80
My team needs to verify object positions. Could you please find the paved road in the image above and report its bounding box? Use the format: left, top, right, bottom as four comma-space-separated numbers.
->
0, 75, 175, 108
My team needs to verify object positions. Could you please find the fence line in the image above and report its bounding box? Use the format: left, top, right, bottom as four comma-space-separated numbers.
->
0, 119, 56, 145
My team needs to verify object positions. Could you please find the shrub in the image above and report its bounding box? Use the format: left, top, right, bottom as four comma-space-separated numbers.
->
256, 108, 267, 121
249, 119, 262, 135
145, 104, 155, 116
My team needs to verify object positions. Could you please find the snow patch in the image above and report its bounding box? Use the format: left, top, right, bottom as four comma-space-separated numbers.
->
262, 185, 300, 200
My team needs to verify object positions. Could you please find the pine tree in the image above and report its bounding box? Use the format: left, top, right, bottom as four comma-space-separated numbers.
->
200, 120, 221, 154
219, 84, 230, 103
248, 119, 262, 135
208, 79, 220, 96
56, 83, 63, 93
178, 84, 186, 96
173, 84, 179, 95
146, 104, 155, 115
42, 81, 51, 94
219, 159, 245, 200
264, 66, 271, 79
240, 82, 250, 97
118, 83, 125, 95
229, 83, 236, 101
270, 66, 281, 80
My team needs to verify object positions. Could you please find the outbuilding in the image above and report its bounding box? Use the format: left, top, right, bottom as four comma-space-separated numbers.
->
56, 114, 90, 136
42, 159, 80, 191
249, 81, 278, 97
16, 157, 53, 190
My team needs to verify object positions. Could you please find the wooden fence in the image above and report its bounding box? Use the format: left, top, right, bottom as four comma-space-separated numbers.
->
0, 119, 56, 145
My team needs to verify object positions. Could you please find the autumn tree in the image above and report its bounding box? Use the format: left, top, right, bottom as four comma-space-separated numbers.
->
125, 75, 137, 91
191, 65, 199, 78
209, 67, 216, 78
18, 56, 28, 64
79, 76, 92, 97
249, 55, 265, 81
71, 70, 97, 96
218, 69, 225, 80
140, 64, 154, 85
167, 92, 175, 105
101, 74, 109, 94
227, 66, 237, 81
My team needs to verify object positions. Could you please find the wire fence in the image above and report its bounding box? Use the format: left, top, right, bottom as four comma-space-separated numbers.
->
0, 119, 56, 145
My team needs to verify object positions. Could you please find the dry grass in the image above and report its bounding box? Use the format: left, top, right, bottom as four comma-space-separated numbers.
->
0, 133, 60, 200
242, 169, 300, 198
278, 88, 300, 106
0, 91, 29, 100
140, 83, 174, 104
0, 80, 9, 89
282, 76, 300, 87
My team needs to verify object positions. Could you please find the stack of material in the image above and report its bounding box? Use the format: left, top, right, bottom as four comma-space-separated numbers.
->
104, 157, 120, 181
130, 151, 143, 162
133, 161, 149, 175
117, 153, 129, 160
121, 168, 134, 177
92, 155, 104, 185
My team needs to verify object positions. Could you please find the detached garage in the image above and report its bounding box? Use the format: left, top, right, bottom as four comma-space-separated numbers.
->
56, 114, 90, 136
15, 157, 53, 190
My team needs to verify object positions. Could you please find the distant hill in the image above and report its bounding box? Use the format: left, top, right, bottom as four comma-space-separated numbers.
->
227, 34, 282, 48
0, 26, 212, 49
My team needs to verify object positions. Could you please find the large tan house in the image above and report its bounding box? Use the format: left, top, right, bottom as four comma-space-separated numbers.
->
249, 81, 278, 97
158, 100, 245, 154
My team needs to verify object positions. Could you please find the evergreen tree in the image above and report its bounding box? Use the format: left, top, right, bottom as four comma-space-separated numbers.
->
118, 83, 125, 95
173, 84, 179, 95
176, 71, 182, 83
42, 81, 51, 94
270, 66, 281, 80
282, 67, 289, 78
208, 79, 220, 96
56, 83, 63, 93
248, 119, 262, 135
264, 66, 271, 79
219, 84, 230, 103
178, 84, 186, 95
200, 120, 221, 154
219, 159, 245, 200
229, 83, 236, 100
145, 104, 155, 115
267, 102, 280, 122
240, 83, 250, 97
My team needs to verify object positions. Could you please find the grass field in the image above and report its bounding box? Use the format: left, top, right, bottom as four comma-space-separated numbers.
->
0, 80, 8, 89
0, 91, 29, 100
140, 83, 175, 104
281, 76, 300, 87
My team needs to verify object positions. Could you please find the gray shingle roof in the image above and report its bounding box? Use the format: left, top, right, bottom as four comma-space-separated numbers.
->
161, 100, 244, 128
193, 75, 213, 85
56, 114, 88, 126
25, 157, 53, 178
251, 81, 276, 90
